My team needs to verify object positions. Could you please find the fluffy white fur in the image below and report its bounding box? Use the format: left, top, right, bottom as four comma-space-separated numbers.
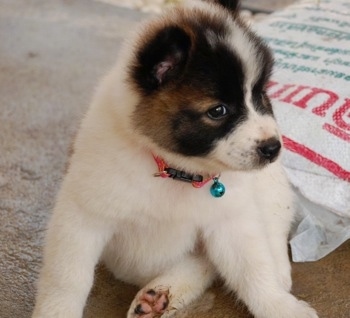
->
32, 1, 318, 318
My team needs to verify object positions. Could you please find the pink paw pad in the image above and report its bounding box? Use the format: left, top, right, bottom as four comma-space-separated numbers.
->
133, 288, 169, 318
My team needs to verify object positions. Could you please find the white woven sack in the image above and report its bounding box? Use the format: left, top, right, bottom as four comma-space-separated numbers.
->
255, 0, 350, 261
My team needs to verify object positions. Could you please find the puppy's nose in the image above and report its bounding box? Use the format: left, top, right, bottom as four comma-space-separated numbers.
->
257, 138, 281, 162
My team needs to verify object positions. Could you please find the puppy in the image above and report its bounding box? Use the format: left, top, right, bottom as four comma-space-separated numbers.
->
32, 1, 318, 317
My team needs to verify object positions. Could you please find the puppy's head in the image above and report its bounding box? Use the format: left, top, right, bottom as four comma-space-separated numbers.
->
128, 0, 280, 174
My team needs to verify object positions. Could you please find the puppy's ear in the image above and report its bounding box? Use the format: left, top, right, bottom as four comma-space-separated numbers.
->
131, 26, 192, 94
206, 0, 240, 12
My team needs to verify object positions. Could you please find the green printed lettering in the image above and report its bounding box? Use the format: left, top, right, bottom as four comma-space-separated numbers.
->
274, 59, 350, 82
264, 37, 350, 56
269, 22, 350, 41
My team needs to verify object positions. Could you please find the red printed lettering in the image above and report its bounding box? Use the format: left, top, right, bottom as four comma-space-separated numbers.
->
281, 85, 309, 105
283, 136, 350, 182
268, 81, 350, 181
323, 123, 350, 142
332, 98, 350, 131
268, 83, 295, 99
294, 88, 339, 116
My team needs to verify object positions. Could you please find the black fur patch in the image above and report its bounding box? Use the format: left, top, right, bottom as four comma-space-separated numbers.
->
171, 41, 247, 156
251, 38, 274, 115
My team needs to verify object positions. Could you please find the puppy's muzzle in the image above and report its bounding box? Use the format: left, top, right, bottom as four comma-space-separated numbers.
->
257, 138, 281, 163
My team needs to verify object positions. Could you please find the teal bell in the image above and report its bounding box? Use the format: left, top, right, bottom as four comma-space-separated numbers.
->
210, 177, 225, 198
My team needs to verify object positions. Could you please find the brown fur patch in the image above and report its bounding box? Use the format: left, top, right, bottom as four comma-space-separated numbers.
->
64, 132, 77, 174
132, 84, 226, 152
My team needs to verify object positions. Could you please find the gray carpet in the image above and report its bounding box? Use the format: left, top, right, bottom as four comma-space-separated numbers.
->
0, 1, 144, 316
1, 1, 349, 318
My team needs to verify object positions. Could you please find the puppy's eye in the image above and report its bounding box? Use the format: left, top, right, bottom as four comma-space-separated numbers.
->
207, 104, 228, 120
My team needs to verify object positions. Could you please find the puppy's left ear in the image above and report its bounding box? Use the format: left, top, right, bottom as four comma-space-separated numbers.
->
205, 0, 240, 13
131, 26, 192, 94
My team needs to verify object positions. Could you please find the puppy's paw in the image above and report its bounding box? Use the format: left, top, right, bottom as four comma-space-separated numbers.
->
292, 300, 318, 318
272, 298, 318, 318
253, 295, 318, 318
128, 287, 169, 318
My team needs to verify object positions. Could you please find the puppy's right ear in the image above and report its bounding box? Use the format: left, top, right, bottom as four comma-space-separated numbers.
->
131, 26, 192, 94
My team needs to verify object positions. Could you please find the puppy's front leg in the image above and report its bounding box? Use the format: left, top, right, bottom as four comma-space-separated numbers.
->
204, 219, 318, 318
32, 200, 112, 318
127, 255, 215, 318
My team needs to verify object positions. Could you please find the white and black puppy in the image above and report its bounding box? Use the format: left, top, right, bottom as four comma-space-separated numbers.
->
32, 1, 318, 317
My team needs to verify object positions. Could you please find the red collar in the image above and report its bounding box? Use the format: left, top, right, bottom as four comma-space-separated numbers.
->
152, 154, 214, 188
